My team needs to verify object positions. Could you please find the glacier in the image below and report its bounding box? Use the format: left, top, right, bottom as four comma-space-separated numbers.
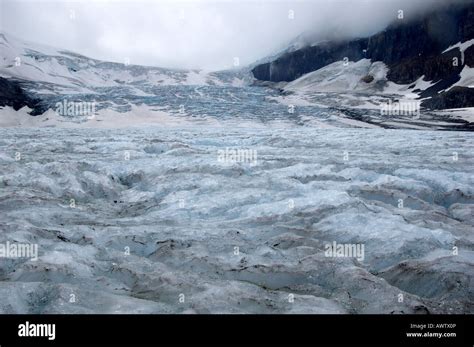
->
0, 31, 473, 314
0, 126, 472, 313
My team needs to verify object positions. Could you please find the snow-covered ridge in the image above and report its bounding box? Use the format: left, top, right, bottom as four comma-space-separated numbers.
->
0, 32, 241, 94
275, 37, 474, 117
283, 38, 474, 96
0, 32, 472, 130
252, 0, 474, 112
279, 59, 433, 111
284, 59, 389, 94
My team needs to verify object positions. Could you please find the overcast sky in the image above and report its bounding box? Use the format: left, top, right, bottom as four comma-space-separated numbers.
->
0, 0, 448, 70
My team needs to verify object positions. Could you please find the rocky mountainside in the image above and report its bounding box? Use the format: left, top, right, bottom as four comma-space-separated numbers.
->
251, 38, 368, 83
0, 25, 472, 129
0, 77, 45, 115
252, 0, 474, 110
0, 32, 251, 117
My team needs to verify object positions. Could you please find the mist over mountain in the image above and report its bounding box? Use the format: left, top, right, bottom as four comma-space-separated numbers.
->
0, 0, 463, 70
252, 0, 474, 110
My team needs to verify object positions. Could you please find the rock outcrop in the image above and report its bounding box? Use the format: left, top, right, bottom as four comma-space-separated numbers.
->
422, 86, 474, 109
0, 77, 45, 115
252, 38, 368, 82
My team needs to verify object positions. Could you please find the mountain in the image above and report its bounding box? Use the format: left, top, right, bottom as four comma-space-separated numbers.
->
0, 77, 45, 115
0, 32, 229, 91
0, 32, 250, 116
251, 0, 474, 110
252, 38, 369, 83
0, 28, 472, 130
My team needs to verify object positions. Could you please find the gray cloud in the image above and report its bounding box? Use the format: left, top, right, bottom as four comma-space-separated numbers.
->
0, 0, 450, 70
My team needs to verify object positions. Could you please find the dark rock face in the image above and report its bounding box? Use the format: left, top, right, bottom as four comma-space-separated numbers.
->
387, 48, 463, 85
465, 44, 474, 67
0, 77, 45, 115
370, 1, 474, 109
390, 48, 464, 99
251, 1, 474, 109
367, 2, 474, 66
252, 38, 368, 82
253, 1, 474, 83
370, 1, 473, 85
422, 87, 474, 109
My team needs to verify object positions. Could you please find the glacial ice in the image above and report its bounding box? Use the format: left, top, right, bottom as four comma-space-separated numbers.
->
0, 126, 472, 313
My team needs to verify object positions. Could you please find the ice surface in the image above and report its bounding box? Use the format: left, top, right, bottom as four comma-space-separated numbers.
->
0, 127, 472, 313
0, 31, 473, 314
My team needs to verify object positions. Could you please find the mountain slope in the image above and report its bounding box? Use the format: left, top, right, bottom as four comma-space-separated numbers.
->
0, 32, 234, 94
0, 31, 472, 130
251, 0, 474, 110
0, 32, 250, 117
0, 77, 46, 115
